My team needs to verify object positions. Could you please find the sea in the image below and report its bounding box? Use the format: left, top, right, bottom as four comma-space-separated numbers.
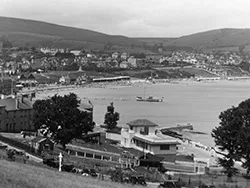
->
37, 79, 250, 147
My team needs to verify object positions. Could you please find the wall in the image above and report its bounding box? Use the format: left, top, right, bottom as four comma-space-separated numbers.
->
105, 132, 121, 142
150, 144, 177, 155
121, 128, 134, 147
0, 108, 34, 132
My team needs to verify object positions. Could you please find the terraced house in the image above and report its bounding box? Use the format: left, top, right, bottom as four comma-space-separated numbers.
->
0, 95, 35, 132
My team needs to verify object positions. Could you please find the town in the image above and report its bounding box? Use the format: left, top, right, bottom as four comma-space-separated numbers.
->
1, 38, 250, 188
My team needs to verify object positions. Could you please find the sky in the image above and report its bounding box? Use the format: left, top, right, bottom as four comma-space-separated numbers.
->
1, 0, 250, 37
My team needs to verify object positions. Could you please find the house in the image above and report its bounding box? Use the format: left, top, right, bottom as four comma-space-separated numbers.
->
121, 52, 128, 60
18, 74, 38, 87
120, 119, 180, 155
59, 75, 71, 84
120, 61, 129, 69
70, 50, 81, 56
0, 95, 35, 132
30, 137, 54, 154
112, 52, 119, 59
127, 57, 137, 67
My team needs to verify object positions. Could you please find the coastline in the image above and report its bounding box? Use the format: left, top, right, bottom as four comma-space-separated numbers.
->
24, 77, 250, 101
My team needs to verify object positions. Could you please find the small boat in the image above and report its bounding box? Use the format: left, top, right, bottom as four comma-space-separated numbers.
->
136, 96, 163, 102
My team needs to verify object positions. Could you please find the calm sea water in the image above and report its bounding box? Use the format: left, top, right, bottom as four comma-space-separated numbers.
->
38, 80, 250, 147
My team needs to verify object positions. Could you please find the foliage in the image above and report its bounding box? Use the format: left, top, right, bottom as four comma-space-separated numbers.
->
33, 93, 95, 148
104, 102, 120, 130
217, 158, 238, 181
6, 149, 15, 161
212, 98, 250, 177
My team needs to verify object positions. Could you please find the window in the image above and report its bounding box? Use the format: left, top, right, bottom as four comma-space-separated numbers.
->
77, 152, 85, 157
86, 153, 93, 158
103, 156, 110, 161
94, 155, 102, 160
160, 145, 170, 150
69, 150, 76, 155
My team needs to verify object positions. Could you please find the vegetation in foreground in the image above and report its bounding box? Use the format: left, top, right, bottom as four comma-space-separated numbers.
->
0, 159, 141, 188
212, 98, 250, 181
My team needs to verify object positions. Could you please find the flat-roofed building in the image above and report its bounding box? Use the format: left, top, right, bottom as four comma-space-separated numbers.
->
121, 119, 180, 155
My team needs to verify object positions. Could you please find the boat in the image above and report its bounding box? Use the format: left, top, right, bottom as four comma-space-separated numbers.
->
136, 87, 163, 102
136, 96, 163, 102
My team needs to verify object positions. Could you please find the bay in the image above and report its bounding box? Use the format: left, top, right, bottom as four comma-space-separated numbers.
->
37, 79, 250, 147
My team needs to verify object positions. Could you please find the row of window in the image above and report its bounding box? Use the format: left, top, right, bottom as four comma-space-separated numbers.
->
5, 122, 31, 131
133, 138, 171, 151
67, 149, 119, 162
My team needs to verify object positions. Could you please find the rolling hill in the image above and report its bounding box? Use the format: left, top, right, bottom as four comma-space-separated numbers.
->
1, 16, 250, 52
136, 28, 250, 52
0, 16, 142, 49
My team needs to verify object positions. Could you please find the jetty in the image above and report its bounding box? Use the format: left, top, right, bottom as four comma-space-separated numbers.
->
160, 123, 193, 133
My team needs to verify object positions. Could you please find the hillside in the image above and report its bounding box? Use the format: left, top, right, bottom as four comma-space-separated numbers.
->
2, 16, 250, 52
135, 37, 177, 45
0, 16, 142, 49
136, 28, 250, 52
0, 160, 137, 188
153, 28, 250, 51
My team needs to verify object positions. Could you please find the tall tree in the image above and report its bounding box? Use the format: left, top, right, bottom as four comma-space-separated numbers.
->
33, 93, 95, 148
212, 98, 250, 179
104, 102, 120, 130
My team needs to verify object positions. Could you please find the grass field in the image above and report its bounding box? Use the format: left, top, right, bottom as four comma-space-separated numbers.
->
0, 160, 143, 188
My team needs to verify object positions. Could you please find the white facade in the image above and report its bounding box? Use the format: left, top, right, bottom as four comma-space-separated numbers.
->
70, 50, 81, 56
120, 122, 179, 155
127, 57, 137, 67
121, 53, 128, 60
112, 52, 119, 59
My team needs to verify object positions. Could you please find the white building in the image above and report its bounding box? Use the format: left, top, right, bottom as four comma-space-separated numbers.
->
127, 57, 137, 67
112, 52, 119, 59
119, 119, 180, 155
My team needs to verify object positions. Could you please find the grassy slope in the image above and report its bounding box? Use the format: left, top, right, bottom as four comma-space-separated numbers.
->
0, 160, 138, 188
164, 28, 250, 50
3, 17, 250, 52
0, 16, 141, 48
138, 29, 250, 51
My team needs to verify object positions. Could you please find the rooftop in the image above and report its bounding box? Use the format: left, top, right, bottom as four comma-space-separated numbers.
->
133, 134, 179, 145
0, 97, 33, 111
127, 119, 158, 127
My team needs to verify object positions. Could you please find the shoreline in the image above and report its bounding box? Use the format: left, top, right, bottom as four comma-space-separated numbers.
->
21, 77, 250, 101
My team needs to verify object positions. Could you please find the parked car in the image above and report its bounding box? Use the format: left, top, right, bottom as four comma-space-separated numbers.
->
157, 180, 181, 188
123, 175, 147, 186
82, 169, 90, 177
89, 169, 98, 177
62, 163, 74, 172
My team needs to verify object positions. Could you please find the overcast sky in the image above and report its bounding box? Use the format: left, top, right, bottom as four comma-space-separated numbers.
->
1, 0, 250, 37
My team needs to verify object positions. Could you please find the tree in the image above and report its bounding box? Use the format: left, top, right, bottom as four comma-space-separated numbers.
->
104, 102, 120, 130
33, 93, 95, 148
211, 98, 250, 179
